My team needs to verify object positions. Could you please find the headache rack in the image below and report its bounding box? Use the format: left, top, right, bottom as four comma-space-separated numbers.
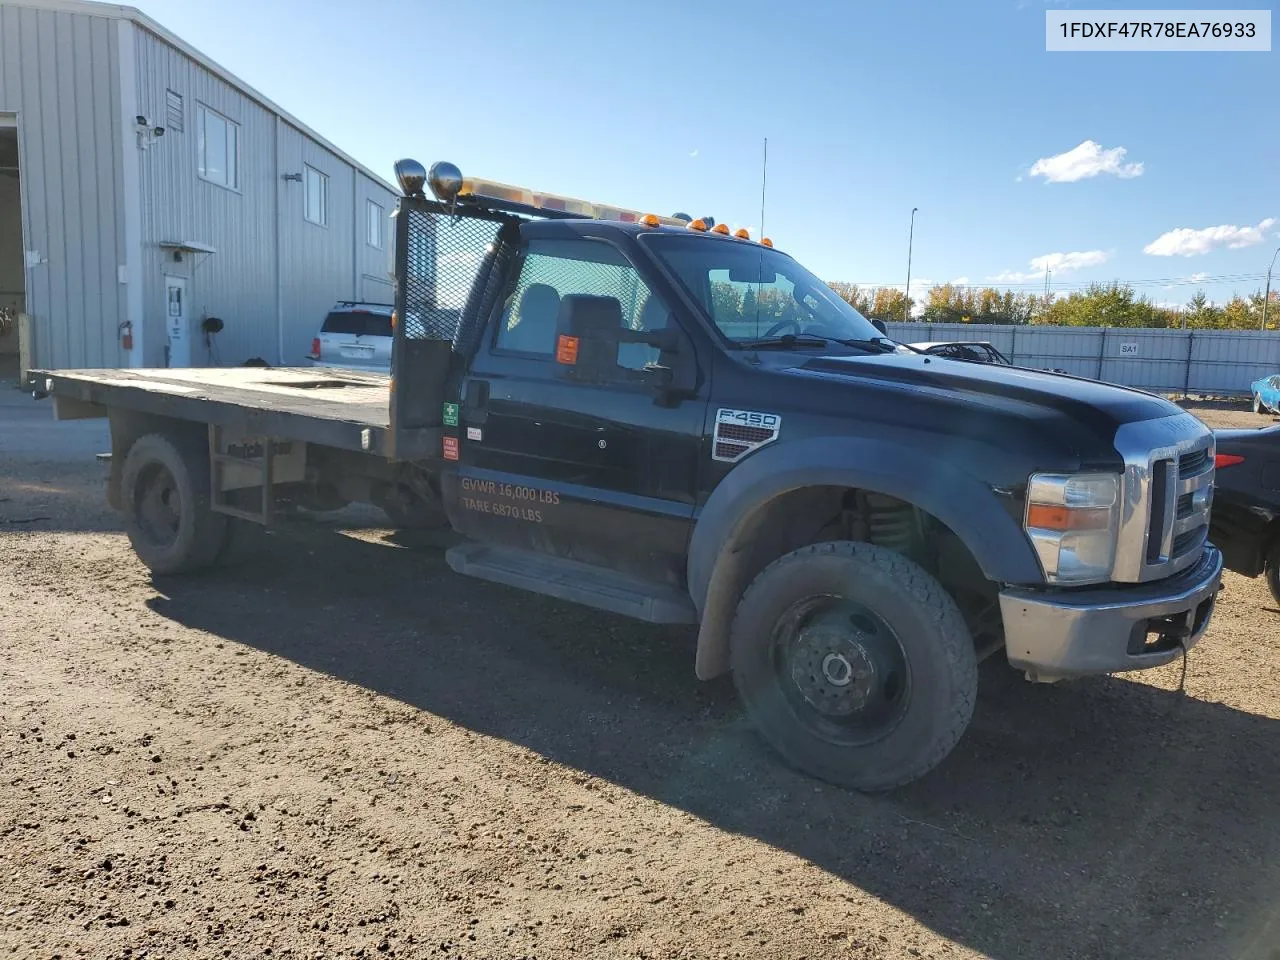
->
386, 195, 522, 459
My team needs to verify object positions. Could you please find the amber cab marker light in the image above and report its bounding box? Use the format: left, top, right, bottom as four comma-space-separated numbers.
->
1215, 453, 1246, 468
688, 218, 708, 232
639, 213, 661, 228
734, 227, 750, 239
712, 223, 730, 235
760, 237, 774, 248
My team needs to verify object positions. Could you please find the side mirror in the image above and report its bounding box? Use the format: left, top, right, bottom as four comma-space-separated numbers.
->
554, 295, 693, 398
871, 318, 887, 336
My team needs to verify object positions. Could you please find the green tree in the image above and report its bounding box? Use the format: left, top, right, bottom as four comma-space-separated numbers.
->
1221, 295, 1258, 330
709, 282, 742, 321
868, 288, 912, 323
827, 282, 872, 314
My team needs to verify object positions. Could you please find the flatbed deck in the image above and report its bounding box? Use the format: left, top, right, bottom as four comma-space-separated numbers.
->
38, 367, 396, 455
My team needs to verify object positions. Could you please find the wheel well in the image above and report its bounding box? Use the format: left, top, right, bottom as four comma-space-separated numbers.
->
694, 485, 1002, 679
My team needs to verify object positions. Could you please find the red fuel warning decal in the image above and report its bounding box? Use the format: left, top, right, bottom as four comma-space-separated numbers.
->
442, 436, 460, 461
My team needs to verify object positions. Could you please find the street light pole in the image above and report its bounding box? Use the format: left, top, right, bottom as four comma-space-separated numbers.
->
1263, 246, 1280, 331
905, 207, 918, 323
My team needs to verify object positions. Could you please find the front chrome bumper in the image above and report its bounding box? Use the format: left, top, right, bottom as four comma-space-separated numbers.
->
1000, 545, 1223, 682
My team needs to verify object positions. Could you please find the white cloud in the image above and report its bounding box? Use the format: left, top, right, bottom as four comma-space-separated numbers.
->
1032, 250, 1109, 273
1143, 218, 1276, 257
987, 250, 1110, 284
1029, 140, 1144, 183
987, 269, 1042, 284
1189, 271, 1209, 282
950, 276, 970, 285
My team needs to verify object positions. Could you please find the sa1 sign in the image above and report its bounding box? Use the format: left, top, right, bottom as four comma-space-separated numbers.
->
1119, 342, 1140, 356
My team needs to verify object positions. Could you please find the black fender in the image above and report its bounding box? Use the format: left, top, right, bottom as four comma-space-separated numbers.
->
687, 437, 1043, 679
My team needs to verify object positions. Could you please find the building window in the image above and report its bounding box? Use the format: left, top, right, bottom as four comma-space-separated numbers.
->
165, 89, 184, 132
367, 200, 384, 248
304, 165, 327, 225
196, 103, 238, 189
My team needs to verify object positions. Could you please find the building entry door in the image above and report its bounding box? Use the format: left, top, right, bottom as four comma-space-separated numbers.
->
164, 275, 189, 367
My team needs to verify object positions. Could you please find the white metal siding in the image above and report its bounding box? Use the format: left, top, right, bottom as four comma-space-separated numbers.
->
0, 3, 127, 370
134, 28, 278, 365
132, 27, 397, 367
276, 124, 353, 365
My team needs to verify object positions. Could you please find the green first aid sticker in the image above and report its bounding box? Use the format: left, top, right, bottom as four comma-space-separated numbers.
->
442, 402, 459, 427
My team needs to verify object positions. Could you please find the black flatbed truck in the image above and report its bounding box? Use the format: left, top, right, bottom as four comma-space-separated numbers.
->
36, 159, 1224, 790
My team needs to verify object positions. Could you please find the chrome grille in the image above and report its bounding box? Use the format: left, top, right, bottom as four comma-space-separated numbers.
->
1113, 413, 1215, 583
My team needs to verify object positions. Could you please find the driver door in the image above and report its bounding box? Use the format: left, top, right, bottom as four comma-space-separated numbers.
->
447, 236, 707, 586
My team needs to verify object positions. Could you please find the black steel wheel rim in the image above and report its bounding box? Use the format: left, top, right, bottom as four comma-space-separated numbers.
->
771, 594, 912, 747
134, 462, 182, 548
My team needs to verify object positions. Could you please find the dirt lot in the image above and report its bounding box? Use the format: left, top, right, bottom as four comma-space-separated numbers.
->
2, 393, 1279, 960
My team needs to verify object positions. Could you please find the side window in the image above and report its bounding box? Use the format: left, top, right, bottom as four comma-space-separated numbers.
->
495, 238, 668, 371
196, 103, 238, 189
304, 165, 328, 226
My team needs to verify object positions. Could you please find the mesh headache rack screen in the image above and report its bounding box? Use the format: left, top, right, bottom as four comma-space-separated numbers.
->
398, 203, 506, 343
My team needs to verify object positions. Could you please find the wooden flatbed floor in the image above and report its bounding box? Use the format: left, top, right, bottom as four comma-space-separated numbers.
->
38, 367, 399, 456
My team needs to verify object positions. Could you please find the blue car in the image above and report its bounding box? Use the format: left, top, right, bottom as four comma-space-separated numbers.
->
1252, 374, 1280, 415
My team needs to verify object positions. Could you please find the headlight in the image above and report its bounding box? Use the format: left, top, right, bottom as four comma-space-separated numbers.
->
1024, 473, 1120, 585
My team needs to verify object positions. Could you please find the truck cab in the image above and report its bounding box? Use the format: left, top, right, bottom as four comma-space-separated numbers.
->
39, 158, 1224, 792
377, 160, 1223, 788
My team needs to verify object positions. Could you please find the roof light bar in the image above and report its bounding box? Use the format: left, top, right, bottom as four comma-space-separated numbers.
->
456, 173, 688, 226
395, 157, 773, 243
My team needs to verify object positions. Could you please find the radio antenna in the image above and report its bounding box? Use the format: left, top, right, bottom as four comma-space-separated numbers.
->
759, 137, 768, 239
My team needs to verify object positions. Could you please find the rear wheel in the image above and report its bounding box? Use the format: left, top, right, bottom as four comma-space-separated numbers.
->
121, 432, 227, 575
730, 540, 977, 791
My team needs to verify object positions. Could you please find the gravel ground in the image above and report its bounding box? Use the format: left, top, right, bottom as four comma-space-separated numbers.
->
2, 393, 1279, 960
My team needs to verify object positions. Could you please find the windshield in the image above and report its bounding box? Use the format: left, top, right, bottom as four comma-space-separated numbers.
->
644, 235, 886, 346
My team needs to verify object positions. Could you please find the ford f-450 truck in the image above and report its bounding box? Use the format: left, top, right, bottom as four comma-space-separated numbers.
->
36, 159, 1223, 790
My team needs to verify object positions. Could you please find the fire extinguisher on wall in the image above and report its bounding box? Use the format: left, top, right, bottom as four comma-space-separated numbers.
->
119, 320, 133, 352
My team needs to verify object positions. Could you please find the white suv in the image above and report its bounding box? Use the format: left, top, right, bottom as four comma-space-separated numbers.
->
307, 301, 394, 374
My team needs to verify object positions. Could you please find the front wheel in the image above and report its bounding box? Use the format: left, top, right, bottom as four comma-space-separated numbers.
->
730, 541, 977, 791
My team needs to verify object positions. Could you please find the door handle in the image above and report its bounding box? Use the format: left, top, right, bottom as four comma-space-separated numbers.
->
463, 379, 490, 423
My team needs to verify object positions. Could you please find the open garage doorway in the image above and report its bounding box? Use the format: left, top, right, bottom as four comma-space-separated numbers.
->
0, 115, 25, 385
0, 116, 24, 385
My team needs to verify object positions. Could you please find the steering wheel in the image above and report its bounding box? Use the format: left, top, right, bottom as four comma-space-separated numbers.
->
763, 317, 801, 338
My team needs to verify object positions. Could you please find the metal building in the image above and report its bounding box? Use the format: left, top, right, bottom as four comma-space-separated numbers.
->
0, 0, 397, 381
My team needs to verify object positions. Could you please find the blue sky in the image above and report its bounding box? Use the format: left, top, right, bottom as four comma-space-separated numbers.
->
135, 0, 1278, 311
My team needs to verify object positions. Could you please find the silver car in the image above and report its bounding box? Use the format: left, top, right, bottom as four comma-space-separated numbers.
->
308, 301, 394, 373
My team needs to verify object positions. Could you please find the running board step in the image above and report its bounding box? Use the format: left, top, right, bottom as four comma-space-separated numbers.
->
445, 542, 697, 625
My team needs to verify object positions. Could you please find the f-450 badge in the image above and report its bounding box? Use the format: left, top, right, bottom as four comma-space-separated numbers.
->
713, 408, 781, 463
